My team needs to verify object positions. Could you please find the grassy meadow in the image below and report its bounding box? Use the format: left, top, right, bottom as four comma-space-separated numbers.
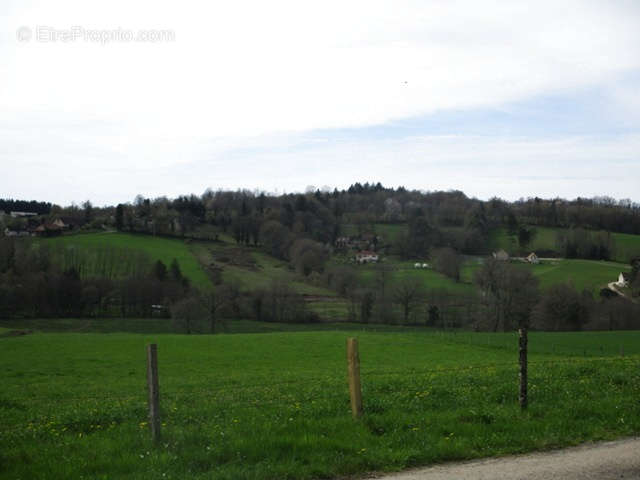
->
44, 233, 212, 289
353, 260, 475, 295
513, 259, 630, 294
188, 242, 349, 321
38, 231, 633, 322
613, 231, 640, 264
489, 226, 640, 263
353, 256, 628, 298
1, 328, 639, 479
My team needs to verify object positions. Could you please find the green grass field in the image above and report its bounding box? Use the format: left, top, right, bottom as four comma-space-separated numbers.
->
514, 259, 630, 294
613, 232, 640, 264
189, 241, 349, 321
189, 242, 335, 297
353, 259, 474, 295
2, 328, 639, 479
45, 233, 212, 289
352, 256, 627, 297
489, 226, 640, 263
489, 226, 562, 256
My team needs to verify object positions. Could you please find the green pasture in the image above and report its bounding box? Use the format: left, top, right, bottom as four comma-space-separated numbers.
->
189, 241, 346, 320
353, 258, 474, 295
514, 259, 630, 294
613, 232, 640, 264
489, 226, 640, 263
462, 257, 627, 295
44, 233, 212, 289
489, 226, 560, 255
348, 256, 628, 298
189, 242, 336, 296
0, 318, 439, 335
1, 329, 639, 479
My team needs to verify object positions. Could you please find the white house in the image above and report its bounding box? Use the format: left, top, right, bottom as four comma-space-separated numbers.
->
355, 251, 379, 264
615, 272, 629, 288
492, 249, 509, 261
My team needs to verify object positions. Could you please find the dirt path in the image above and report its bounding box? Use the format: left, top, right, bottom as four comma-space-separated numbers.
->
366, 437, 640, 480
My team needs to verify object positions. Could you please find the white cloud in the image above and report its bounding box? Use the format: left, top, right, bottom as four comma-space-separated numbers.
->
3, 126, 637, 205
191, 132, 640, 202
0, 0, 639, 204
2, 1, 639, 134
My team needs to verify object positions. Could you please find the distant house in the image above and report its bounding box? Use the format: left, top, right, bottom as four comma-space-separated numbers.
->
34, 223, 62, 237
615, 272, 629, 288
526, 252, 539, 264
52, 218, 67, 229
4, 227, 31, 237
355, 250, 379, 264
10, 211, 38, 218
492, 249, 509, 261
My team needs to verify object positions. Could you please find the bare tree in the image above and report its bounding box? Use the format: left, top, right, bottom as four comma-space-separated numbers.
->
431, 247, 462, 282
393, 278, 424, 323
474, 258, 538, 410
204, 288, 227, 333
474, 259, 538, 332
171, 295, 208, 334
374, 264, 395, 323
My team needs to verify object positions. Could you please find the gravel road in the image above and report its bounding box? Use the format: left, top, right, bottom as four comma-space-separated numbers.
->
366, 437, 640, 480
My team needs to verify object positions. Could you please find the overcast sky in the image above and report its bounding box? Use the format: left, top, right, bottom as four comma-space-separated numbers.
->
1, 0, 639, 206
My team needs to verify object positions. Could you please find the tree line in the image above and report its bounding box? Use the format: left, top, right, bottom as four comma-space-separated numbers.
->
318, 257, 640, 332
5, 185, 640, 257
0, 238, 190, 319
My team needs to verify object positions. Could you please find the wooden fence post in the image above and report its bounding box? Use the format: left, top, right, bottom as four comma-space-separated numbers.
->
347, 338, 363, 419
146, 344, 161, 442
518, 327, 528, 410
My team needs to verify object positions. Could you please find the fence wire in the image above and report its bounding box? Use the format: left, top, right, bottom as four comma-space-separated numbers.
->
2, 355, 637, 406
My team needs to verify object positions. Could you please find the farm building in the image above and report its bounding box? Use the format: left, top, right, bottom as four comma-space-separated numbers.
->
615, 272, 629, 288
355, 251, 379, 264
492, 249, 509, 261
52, 219, 67, 229
34, 223, 63, 237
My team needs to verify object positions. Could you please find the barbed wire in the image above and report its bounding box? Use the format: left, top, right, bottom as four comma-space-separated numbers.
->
3, 356, 637, 405
3, 357, 638, 437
